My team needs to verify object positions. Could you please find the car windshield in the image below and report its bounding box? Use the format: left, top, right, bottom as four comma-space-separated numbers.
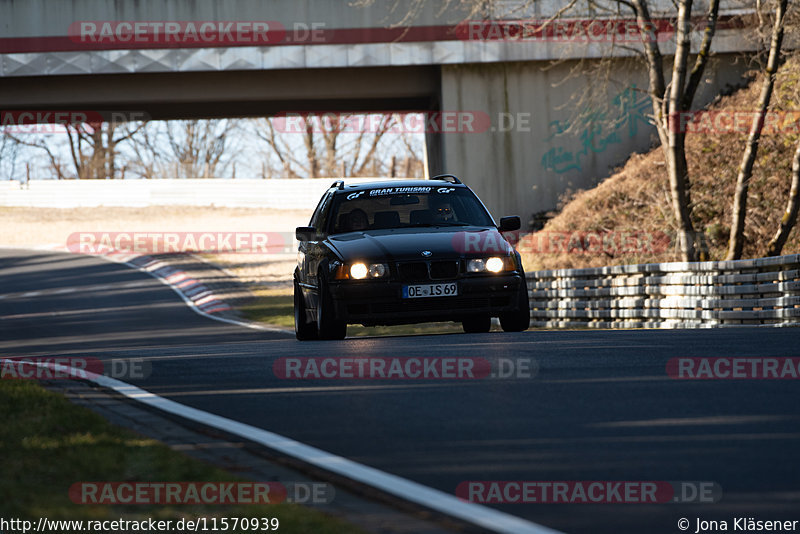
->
329, 186, 495, 234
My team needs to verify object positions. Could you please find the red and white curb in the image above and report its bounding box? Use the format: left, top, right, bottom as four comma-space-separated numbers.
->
8, 245, 291, 334
107, 252, 292, 334
127, 255, 231, 315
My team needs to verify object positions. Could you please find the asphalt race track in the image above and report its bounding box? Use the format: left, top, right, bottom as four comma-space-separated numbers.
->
2, 248, 799, 534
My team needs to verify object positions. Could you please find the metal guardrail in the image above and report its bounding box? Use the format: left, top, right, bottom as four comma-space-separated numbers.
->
527, 254, 800, 328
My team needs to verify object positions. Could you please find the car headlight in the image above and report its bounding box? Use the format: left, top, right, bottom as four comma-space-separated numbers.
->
368, 263, 387, 278
350, 263, 368, 279
485, 257, 504, 273
347, 262, 389, 280
467, 256, 511, 273
467, 258, 485, 273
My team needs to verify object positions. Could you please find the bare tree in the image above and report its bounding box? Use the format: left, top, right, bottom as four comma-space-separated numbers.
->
126, 122, 159, 179
252, 117, 315, 178
66, 122, 144, 179
599, 0, 714, 262
766, 138, 800, 256
6, 120, 143, 180
164, 120, 236, 178
5, 130, 71, 180
0, 133, 23, 181
128, 119, 237, 178
252, 113, 424, 178
616, 0, 720, 261
726, 0, 790, 259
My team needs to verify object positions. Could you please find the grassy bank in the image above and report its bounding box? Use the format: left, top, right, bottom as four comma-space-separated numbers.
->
523, 55, 800, 271
0, 379, 362, 533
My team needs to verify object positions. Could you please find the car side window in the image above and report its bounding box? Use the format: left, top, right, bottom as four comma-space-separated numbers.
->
311, 191, 334, 235
308, 191, 328, 228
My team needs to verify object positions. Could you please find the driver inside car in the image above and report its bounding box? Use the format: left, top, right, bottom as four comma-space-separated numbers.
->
432, 200, 456, 223
348, 208, 369, 231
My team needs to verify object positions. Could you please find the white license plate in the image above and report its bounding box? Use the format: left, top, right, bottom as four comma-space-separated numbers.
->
402, 283, 458, 298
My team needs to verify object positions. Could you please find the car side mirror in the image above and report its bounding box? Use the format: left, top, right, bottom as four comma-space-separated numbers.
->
296, 226, 316, 241
499, 216, 521, 232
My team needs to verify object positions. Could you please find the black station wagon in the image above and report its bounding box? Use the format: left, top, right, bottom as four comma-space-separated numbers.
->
293, 175, 530, 340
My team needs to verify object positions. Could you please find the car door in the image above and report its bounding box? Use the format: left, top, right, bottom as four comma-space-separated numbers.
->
302, 189, 334, 308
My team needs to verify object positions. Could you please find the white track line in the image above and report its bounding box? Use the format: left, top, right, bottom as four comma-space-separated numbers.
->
8, 359, 562, 534
4, 248, 559, 532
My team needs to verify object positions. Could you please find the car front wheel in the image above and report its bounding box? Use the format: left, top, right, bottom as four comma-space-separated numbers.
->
294, 279, 318, 341
500, 277, 530, 332
316, 273, 347, 340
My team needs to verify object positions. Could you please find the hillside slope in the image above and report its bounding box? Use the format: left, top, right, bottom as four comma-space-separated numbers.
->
522, 55, 800, 271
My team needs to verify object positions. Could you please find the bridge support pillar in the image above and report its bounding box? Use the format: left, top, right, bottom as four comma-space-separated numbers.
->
436, 55, 750, 223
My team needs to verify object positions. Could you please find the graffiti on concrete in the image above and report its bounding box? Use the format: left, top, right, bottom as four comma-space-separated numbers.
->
541, 85, 651, 174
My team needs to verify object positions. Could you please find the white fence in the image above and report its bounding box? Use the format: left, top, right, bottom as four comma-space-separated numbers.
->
0, 178, 391, 210
527, 254, 800, 328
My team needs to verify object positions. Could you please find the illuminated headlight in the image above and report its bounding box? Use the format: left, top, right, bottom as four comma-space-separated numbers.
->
485, 257, 504, 273
349, 262, 388, 279
350, 263, 368, 279
467, 257, 509, 273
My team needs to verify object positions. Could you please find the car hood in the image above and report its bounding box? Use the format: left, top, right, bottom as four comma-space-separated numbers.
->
325, 227, 512, 262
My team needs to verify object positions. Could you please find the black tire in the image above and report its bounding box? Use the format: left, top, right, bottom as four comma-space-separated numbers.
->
462, 315, 491, 333
316, 273, 347, 340
294, 279, 317, 341
500, 277, 530, 332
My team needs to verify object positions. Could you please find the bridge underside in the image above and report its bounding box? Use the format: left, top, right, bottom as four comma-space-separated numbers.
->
0, 66, 441, 118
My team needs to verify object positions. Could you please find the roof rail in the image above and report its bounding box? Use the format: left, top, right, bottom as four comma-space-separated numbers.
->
431, 174, 462, 184
330, 180, 345, 190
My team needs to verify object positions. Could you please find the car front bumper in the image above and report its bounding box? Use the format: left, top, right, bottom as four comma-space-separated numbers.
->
329, 274, 525, 326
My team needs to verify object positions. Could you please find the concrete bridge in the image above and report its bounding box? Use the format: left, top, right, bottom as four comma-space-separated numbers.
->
0, 0, 757, 220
